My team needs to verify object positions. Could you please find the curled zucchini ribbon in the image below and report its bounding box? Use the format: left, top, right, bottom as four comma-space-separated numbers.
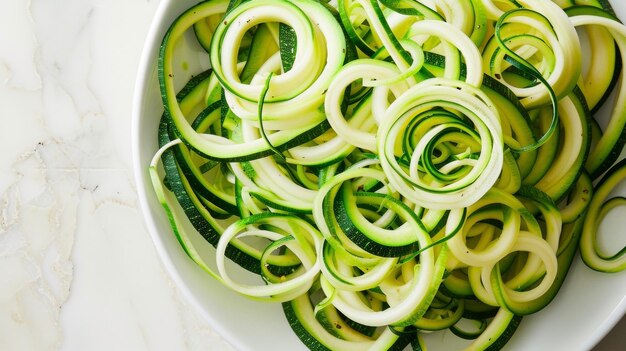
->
581, 159, 626, 272
378, 78, 504, 210
150, 0, 626, 350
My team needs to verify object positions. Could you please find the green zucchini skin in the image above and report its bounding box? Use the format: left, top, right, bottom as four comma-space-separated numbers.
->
148, 0, 626, 350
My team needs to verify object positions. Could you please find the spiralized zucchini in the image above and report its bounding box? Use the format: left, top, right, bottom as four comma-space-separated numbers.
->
149, 0, 626, 350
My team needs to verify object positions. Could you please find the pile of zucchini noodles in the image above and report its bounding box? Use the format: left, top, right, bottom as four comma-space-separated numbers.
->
150, 0, 626, 349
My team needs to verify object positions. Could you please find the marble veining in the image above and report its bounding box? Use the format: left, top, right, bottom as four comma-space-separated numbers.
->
0, 0, 622, 350
0, 0, 234, 350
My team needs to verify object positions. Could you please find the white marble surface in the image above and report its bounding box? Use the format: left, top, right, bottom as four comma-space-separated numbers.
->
0, 0, 623, 350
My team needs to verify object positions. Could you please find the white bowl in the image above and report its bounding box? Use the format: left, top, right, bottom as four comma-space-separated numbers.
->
132, 1, 626, 350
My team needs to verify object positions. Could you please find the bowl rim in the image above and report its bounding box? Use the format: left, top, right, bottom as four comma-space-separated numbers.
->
130, 1, 626, 350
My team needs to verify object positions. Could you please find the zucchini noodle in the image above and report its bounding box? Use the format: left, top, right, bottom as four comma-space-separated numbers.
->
149, 0, 626, 350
